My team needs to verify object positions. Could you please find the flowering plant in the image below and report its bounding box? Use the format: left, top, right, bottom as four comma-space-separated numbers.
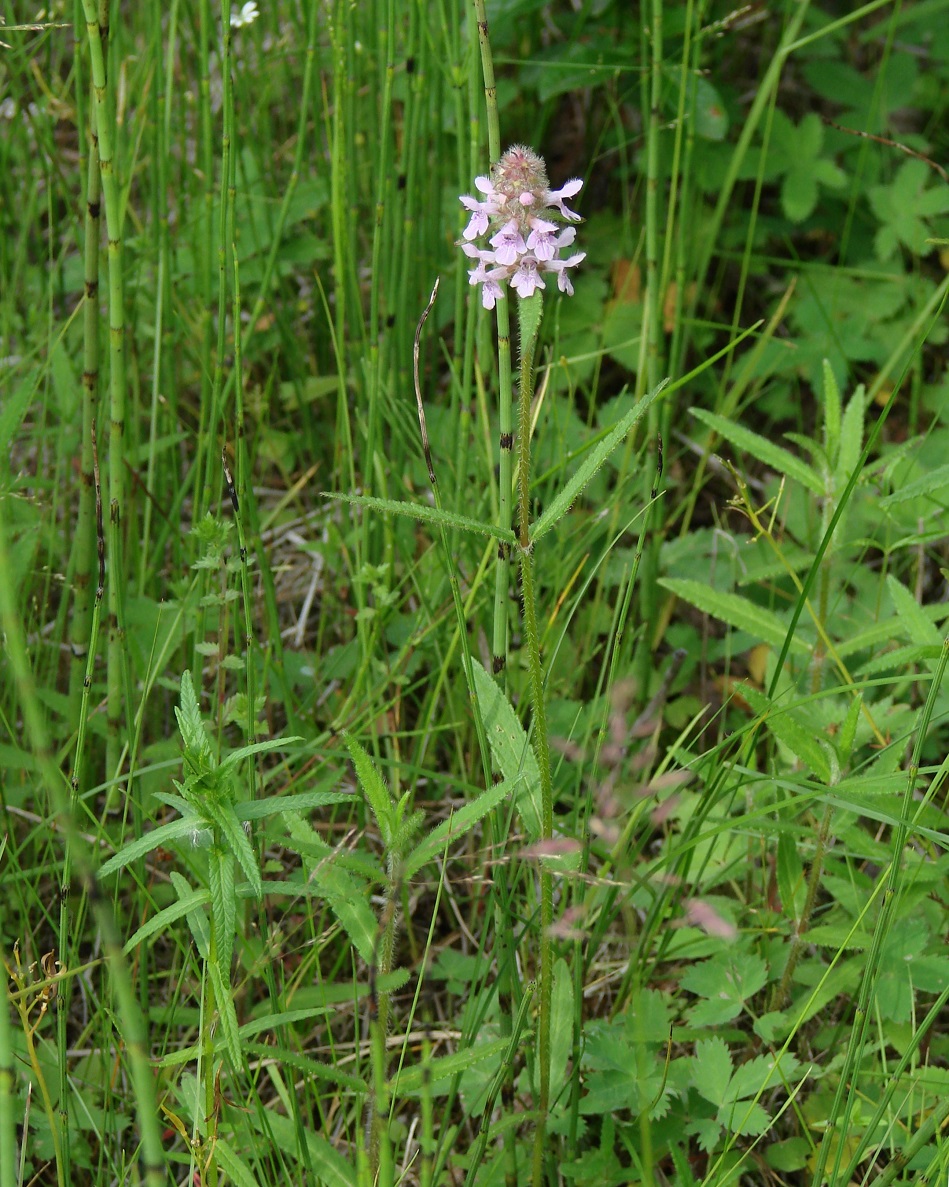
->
459, 145, 585, 308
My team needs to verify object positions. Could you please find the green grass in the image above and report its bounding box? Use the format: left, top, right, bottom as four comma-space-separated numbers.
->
3, 1, 949, 1184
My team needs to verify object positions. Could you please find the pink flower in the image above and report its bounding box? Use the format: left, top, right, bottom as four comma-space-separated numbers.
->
458, 145, 584, 307
511, 258, 545, 298
543, 178, 583, 221
490, 220, 528, 265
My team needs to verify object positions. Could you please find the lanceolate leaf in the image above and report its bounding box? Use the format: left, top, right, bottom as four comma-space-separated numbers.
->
404, 778, 514, 879
737, 684, 832, 784
205, 796, 263, 899
658, 578, 811, 655
122, 888, 210, 955
529, 380, 667, 543
324, 492, 516, 544
344, 732, 393, 846
690, 407, 824, 494
471, 659, 542, 839
97, 817, 200, 879
283, 814, 378, 964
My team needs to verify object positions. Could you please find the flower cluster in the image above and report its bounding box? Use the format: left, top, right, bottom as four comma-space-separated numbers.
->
459, 145, 585, 309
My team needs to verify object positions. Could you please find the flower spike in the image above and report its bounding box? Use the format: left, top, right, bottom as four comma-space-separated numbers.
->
458, 145, 584, 308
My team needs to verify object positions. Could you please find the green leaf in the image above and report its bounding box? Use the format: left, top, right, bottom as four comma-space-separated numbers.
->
835, 383, 866, 488
208, 848, 237, 977
471, 660, 542, 839
393, 1036, 511, 1095
869, 158, 949, 259
282, 815, 378, 963
97, 817, 199, 880
681, 951, 769, 1027
214, 1141, 261, 1187
209, 959, 242, 1068
658, 578, 811, 655
690, 407, 824, 494
517, 290, 543, 351
171, 872, 210, 960
205, 797, 263, 899
738, 684, 832, 783
175, 669, 214, 771
247, 1111, 356, 1187
692, 1036, 733, 1109
720, 1099, 770, 1137
529, 380, 667, 543
323, 492, 515, 544
693, 75, 728, 141
404, 778, 514, 879
218, 734, 305, 773
886, 574, 943, 648
880, 461, 949, 507
821, 358, 841, 467
344, 733, 393, 847
726, 1050, 801, 1103
122, 888, 210, 955
550, 958, 574, 1100
235, 790, 354, 820
0, 373, 35, 460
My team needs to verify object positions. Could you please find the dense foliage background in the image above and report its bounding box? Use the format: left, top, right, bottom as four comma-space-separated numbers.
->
2, 1, 949, 1184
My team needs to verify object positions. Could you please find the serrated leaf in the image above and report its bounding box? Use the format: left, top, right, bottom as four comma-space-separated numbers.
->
323, 492, 515, 544
214, 1140, 260, 1187
344, 733, 393, 847
209, 959, 242, 1068
881, 461, 949, 507
689, 1116, 723, 1153
235, 790, 354, 820
404, 778, 513, 879
726, 1051, 801, 1104
692, 1036, 733, 1108
658, 578, 811, 655
691, 407, 824, 494
171, 872, 210, 960
97, 817, 200, 880
219, 734, 304, 773
739, 684, 832, 782
720, 1099, 771, 1137
208, 848, 237, 977
205, 797, 262, 899
123, 887, 210, 955
283, 814, 377, 963
517, 290, 543, 349
393, 1036, 510, 1095
822, 358, 841, 466
529, 380, 667, 543
175, 670, 214, 769
835, 384, 866, 487
471, 660, 542, 839
886, 574, 942, 647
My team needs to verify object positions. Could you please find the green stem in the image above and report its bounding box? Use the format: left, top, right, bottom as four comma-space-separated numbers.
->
513, 294, 554, 1186
471, 0, 513, 677
80, 0, 129, 806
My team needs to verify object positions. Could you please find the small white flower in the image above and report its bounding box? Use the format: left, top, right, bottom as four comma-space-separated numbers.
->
230, 1, 259, 28
0, 98, 16, 120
